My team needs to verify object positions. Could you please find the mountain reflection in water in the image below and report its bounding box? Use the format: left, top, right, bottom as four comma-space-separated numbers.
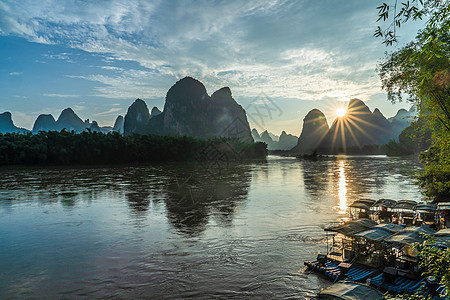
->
0, 155, 423, 298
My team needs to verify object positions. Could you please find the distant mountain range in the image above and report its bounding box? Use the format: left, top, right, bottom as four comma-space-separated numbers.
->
293, 99, 415, 154
0, 77, 414, 154
0, 107, 124, 135
252, 129, 298, 150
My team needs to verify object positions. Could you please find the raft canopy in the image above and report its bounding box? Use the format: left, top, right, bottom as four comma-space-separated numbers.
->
372, 199, 397, 208
325, 219, 377, 236
373, 223, 404, 233
318, 281, 384, 300
415, 203, 437, 212
402, 226, 436, 235
384, 231, 426, 245
438, 202, 450, 210
393, 200, 417, 210
435, 229, 450, 237
349, 202, 371, 210
354, 228, 395, 242
384, 226, 436, 246
353, 199, 376, 205
434, 229, 450, 248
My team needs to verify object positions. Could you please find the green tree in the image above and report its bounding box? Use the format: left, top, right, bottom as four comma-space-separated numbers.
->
375, 0, 450, 202
375, 2, 450, 299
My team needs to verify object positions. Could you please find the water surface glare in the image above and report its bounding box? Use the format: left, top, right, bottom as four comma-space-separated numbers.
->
0, 155, 423, 299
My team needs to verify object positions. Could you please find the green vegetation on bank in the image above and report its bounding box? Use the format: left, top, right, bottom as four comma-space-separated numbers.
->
385, 119, 432, 157
375, 1, 450, 297
0, 130, 267, 166
376, 0, 450, 203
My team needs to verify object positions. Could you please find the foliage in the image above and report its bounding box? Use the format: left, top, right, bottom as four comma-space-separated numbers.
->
385, 117, 432, 156
417, 130, 450, 201
0, 131, 267, 166
376, 0, 450, 201
375, 0, 450, 51
376, 4, 449, 297
384, 238, 450, 299
377, 30, 450, 130
418, 238, 450, 294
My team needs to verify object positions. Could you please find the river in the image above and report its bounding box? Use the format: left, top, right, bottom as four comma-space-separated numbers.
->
0, 155, 423, 299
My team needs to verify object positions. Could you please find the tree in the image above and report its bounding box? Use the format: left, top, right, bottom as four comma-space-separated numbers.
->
375, 0, 450, 126
375, 1, 450, 202
375, 3, 450, 298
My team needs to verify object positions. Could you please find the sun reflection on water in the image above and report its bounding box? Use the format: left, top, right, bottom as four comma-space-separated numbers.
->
338, 160, 347, 214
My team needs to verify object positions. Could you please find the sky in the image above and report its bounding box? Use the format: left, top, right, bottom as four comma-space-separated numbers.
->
0, 0, 423, 136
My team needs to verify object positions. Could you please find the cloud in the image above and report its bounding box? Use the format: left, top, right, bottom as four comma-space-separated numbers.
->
92, 107, 124, 117
42, 53, 74, 62
9, 72, 23, 75
0, 0, 420, 125
43, 93, 81, 98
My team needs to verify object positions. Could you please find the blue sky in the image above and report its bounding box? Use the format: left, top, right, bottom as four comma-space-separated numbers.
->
0, 0, 422, 135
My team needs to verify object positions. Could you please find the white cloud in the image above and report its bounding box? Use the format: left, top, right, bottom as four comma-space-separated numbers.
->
43, 93, 81, 98
9, 72, 23, 75
92, 107, 124, 116
42, 53, 74, 62
0, 0, 421, 133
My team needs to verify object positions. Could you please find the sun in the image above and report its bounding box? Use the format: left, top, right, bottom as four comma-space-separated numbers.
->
336, 108, 346, 117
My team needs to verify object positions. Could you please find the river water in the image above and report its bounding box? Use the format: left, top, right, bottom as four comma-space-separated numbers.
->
0, 155, 423, 299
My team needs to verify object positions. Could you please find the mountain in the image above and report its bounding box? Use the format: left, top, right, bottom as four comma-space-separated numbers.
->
268, 132, 279, 142
251, 128, 260, 141
293, 109, 329, 154
277, 131, 298, 150
388, 107, 415, 123
260, 130, 274, 146
317, 99, 395, 153
389, 108, 416, 138
56, 108, 88, 132
372, 108, 393, 144
133, 77, 253, 142
112, 115, 124, 134
150, 107, 162, 117
32, 114, 56, 132
89, 121, 102, 132
123, 99, 151, 136
100, 126, 113, 133
0, 112, 28, 134
252, 128, 297, 150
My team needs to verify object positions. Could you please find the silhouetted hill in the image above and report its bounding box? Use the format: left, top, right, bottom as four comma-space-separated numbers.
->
277, 131, 298, 150
32, 114, 56, 132
89, 121, 100, 132
56, 108, 88, 132
251, 128, 260, 141
0, 112, 28, 134
112, 115, 124, 134
268, 132, 279, 142
293, 109, 329, 154
123, 99, 151, 136
150, 106, 162, 117
259, 130, 274, 146
317, 99, 395, 153
389, 107, 416, 138
126, 77, 253, 142
372, 108, 393, 144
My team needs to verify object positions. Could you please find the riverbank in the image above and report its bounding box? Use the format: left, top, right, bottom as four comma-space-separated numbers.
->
0, 131, 267, 166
